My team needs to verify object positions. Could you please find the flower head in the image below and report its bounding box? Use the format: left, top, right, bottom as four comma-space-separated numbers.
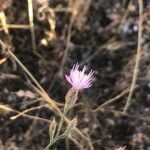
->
65, 63, 94, 90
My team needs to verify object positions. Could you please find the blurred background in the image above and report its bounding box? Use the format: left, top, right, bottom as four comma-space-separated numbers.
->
0, 0, 149, 149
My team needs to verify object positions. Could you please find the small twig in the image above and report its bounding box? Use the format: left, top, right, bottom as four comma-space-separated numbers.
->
0, 24, 30, 29
123, 0, 143, 113
27, 0, 36, 51
93, 86, 138, 112
0, 105, 50, 123
10, 104, 47, 120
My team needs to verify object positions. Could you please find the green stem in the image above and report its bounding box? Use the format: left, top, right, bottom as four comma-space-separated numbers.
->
56, 108, 68, 136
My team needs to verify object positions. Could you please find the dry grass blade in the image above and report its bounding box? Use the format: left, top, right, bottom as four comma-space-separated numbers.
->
0, 24, 30, 29
123, 0, 143, 113
27, 0, 36, 51
0, 105, 50, 123
94, 86, 138, 112
10, 104, 47, 120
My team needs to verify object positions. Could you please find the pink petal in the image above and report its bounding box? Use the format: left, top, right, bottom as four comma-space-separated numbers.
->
65, 75, 72, 84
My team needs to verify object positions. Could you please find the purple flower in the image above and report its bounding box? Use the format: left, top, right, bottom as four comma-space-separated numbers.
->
65, 63, 94, 90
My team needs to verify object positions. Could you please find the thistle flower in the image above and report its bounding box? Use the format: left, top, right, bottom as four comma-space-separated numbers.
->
65, 63, 94, 90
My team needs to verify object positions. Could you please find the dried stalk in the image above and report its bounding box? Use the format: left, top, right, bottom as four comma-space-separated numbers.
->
123, 0, 143, 113
27, 0, 36, 51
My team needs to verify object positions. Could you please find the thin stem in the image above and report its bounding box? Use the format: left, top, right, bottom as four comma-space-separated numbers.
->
123, 0, 143, 113
27, 0, 36, 51
8, 50, 45, 93
0, 24, 30, 29
10, 105, 46, 120
56, 109, 67, 136
0, 105, 50, 123
44, 140, 56, 150
94, 85, 138, 112
66, 138, 70, 150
